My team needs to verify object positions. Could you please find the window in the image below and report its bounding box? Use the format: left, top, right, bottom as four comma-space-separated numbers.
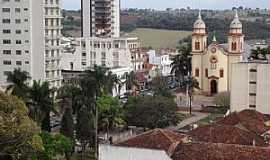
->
16, 40, 22, 44
16, 61, 22, 65
205, 68, 208, 77
15, 30, 21, 34
2, 8, 10, 12
249, 69, 257, 72
25, 61, 29, 64
220, 69, 224, 78
195, 68, 200, 77
195, 42, 200, 50
249, 81, 257, 84
82, 52, 86, 57
3, 29, 11, 34
24, 19, 28, 22
3, 50, 11, 55
249, 105, 256, 108
249, 93, 256, 96
16, 50, 22, 55
231, 42, 237, 51
3, 60, 11, 65
15, 8, 20, 13
2, 19, 10, 23
15, 19, 21, 24
3, 39, 11, 44
82, 62, 86, 66
24, 8, 28, 11
25, 50, 29, 54
70, 62, 73, 70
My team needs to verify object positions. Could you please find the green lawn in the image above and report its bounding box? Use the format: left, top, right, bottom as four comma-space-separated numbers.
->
124, 28, 192, 49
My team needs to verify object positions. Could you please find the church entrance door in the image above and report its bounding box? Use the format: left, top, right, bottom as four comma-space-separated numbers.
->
210, 80, 218, 95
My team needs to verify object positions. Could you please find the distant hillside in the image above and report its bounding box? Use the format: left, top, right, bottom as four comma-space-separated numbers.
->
124, 28, 192, 49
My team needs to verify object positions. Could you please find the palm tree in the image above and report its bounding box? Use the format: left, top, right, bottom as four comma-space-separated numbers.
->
250, 47, 267, 60
184, 76, 200, 115
125, 71, 140, 93
171, 45, 192, 85
5, 68, 30, 102
79, 65, 114, 159
28, 80, 55, 132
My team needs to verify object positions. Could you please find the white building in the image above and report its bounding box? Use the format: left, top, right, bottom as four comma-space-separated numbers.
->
0, 0, 62, 88
0, 0, 45, 87
44, 0, 63, 88
148, 50, 173, 77
60, 37, 139, 96
99, 145, 172, 160
231, 62, 270, 114
82, 0, 120, 38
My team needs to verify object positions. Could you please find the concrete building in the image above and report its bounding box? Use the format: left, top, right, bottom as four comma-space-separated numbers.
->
192, 10, 245, 95
60, 36, 139, 96
148, 50, 173, 77
0, 0, 45, 88
0, 0, 62, 89
81, 0, 120, 38
100, 144, 172, 160
231, 62, 270, 114
44, 0, 63, 88
60, 37, 138, 70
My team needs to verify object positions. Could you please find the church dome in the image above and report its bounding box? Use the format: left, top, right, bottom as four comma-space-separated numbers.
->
230, 10, 242, 29
194, 11, 206, 29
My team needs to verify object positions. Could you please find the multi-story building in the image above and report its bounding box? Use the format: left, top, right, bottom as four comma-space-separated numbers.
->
0, 0, 45, 87
81, 0, 120, 38
44, 0, 63, 88
231, 62, 270, 114
60, 37, 139, 71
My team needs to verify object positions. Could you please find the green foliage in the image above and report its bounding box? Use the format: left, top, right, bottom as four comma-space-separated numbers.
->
29, 80, 55, 132
5, 68, 30, 102
97, 94, 125, 132
39, 132, 73, 160
214, 92, 230, 108
151, 75, 173, 98
60, 108, 75, 142
0, 92, 43, 159
125, 96, 180, 129
76, 106, 95, 149
250, 47, 270, 60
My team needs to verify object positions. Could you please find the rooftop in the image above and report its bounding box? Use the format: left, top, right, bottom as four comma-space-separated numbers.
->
116, 129, 189, 156
217, 110, 270, 135
172, 142, 270, 160
189, 124, 268, 147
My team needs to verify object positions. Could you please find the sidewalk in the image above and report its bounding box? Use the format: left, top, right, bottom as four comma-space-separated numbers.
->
167, 111, 209, 131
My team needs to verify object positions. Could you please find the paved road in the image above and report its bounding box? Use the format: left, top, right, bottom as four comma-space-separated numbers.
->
167, 112, 209, 131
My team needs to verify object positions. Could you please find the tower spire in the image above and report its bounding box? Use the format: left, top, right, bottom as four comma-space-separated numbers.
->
198, 9, 202, 19
234, 9, 239, 19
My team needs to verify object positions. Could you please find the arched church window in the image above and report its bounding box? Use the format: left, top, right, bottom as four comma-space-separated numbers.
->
195, 68, 200, 77
232, 42, 237, 51
220, 69, 224, 78
195, 42, 200, 50
210, 56, 218, 70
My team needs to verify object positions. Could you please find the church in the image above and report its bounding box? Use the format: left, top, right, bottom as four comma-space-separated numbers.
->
191, 11, 245, 95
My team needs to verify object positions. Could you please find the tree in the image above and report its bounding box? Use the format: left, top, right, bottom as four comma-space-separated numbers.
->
97, 94, 125, 137
250, 47, 269, 60
183, 76, 200, 115
39, 132, 73, 160
125, 71, 140, 92
0, 92, 43, 159
125, 96, 180, 129
171, 45, 192, 84
5, 68, 30, 102
151, 74, 173, 98
76, 106, 95, 160
214, 92, 230, 108
29, 80, 55, 132
60, 108, 75, 157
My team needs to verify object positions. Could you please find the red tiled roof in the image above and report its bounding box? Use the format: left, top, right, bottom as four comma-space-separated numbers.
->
116, 129, 188, 156
217, 110, 270, 135
188, 124, 268, 147
172, 142, 270, 160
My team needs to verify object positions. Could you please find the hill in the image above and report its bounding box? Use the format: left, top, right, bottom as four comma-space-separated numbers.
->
124, 28, 192, 49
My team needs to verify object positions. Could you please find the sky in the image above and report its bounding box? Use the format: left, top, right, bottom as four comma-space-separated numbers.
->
63, 0, 270, 10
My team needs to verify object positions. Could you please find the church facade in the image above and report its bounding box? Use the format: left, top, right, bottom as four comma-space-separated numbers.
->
191, 11, 244, 95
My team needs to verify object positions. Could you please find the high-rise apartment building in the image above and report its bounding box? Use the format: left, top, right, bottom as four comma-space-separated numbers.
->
0, 0, 62, 88
81, 0, 120, 38
0, 0, 45, 87
44, 0, 63, 87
